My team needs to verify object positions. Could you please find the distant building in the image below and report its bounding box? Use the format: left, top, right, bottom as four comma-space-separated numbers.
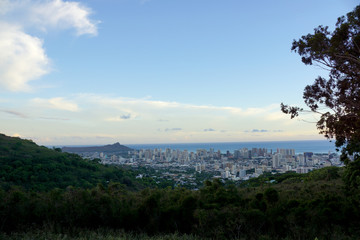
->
297, 154, 305, 166
278, 148, 295, 157
272, 153, 281, 168
304, 152, 313, 166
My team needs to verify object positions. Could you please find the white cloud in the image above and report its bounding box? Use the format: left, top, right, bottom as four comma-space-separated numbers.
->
11, 93, 319, 144
265, 111, 289, 121
0, 0, 98, 92
0, 23, 50, 91
77, 94, 276, 117
32, 97, 79, 112
29, 0, 99, 36
1, 0, 98, 36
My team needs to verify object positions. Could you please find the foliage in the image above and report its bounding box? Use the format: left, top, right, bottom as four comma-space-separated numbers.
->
237, 171, 305, 188
1, 133, 359, 239
0, 134, 145, 191
305, 166, 341, 181
0, 230, 200, 240
281, 5, 360, 190
0, 172, 358, 240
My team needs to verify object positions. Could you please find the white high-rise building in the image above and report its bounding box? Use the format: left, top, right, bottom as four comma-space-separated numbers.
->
272, 153, 281, 168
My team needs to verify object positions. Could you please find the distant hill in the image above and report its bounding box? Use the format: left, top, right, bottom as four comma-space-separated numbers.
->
0, 133, 139, 191
62, 142, 133, 154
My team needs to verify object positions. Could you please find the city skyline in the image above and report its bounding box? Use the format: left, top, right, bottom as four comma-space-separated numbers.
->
69, 142, 341, 184
0, 0, 357, 145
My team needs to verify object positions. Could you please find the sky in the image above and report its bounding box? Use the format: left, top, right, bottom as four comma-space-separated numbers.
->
0, 0, 358, 145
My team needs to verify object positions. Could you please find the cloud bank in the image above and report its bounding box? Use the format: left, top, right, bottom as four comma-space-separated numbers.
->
0, 93, 318, 144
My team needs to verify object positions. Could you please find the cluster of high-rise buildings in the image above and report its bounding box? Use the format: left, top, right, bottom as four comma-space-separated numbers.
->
97, 146, 342, 181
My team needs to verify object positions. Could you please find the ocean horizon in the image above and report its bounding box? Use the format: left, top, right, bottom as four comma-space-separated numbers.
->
126, 140, 338, 154
58, 140, 338, 154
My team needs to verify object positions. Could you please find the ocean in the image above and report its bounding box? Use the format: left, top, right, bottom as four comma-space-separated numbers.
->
127, 140, 338, 154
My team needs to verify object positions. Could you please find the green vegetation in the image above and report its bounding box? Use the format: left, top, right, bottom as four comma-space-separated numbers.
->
0, 170, 358, 239
0, 230, 200, 240
281, 5, 360, 192
0, 134, 144, 191
2, 133, 360, 239
237, 167, 343, 188
0, 133, 357, 239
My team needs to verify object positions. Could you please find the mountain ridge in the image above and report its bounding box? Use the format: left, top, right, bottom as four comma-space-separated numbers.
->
62, 142, 133, 153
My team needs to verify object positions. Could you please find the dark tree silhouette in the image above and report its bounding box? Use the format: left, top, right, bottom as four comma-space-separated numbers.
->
281, 5, 360, 189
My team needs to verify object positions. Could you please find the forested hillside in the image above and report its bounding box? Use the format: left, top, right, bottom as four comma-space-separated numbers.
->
0, 168, 359, 239
0, 134, 141, 191
0, 133, 360, 239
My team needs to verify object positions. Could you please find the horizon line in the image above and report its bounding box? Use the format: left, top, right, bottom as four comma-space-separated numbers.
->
51, 139, 334, 147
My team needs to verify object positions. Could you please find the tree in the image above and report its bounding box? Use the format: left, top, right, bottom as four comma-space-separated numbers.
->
281, 5, 360, 189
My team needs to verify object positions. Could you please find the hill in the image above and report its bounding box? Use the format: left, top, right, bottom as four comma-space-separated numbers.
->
1, 165, 359, 239
62, 142, 133, 154
0, 133, 140, 191
2, 133, 360, 239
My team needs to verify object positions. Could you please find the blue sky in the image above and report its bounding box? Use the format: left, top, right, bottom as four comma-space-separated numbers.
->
0, 0, 358, 145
